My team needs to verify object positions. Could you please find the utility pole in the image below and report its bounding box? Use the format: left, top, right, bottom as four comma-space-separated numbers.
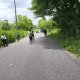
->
14, 0, 18, 30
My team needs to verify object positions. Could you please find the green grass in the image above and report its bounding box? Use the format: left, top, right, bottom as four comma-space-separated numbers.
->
48, 29, 80, 57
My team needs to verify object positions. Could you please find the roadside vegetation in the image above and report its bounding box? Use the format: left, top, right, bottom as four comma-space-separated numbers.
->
48, 29, 80, 57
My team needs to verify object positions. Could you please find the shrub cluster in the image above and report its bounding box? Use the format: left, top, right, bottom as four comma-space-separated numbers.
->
0, 30, 28, 47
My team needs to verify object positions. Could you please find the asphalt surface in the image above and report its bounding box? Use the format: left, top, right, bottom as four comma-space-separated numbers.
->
0, 33, 80, 80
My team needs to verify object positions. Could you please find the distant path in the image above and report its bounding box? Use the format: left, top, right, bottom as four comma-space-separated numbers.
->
0, 33, 80, 80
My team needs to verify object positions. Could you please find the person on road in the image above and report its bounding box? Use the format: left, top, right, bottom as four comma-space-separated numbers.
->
32, 31, 34, 40
1, 34, 8, 47
44, 29, 47, 36
28, 30, 33, 43
16, 32, 20, 42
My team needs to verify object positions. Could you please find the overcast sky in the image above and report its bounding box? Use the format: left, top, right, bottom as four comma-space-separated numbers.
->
0, 0, 41, 25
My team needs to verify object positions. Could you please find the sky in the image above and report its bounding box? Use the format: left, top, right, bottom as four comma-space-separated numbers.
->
0, 0, 41, 25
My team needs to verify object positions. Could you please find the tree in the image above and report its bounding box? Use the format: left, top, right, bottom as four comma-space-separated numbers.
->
31, 0, 80, 38
38, 19, 56, 30
14, 15, 33, 30
1, 20, 11, 30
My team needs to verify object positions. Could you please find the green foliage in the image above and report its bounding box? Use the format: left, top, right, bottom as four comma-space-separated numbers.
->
0, 30, 28, 47
1, 20, 11, 30
38, 19, 47, 29
30, 0, 48, 17
38, 19, 56, 30
16, 15, 32, 30
48, 29, 80, 57
31, 0, 80, 37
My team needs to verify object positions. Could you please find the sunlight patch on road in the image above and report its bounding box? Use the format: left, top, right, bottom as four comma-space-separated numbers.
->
8, 64, 13, 66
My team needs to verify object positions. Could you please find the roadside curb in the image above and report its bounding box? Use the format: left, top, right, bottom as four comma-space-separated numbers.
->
65, 50, 80, 61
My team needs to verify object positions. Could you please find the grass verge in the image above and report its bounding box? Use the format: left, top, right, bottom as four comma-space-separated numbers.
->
48, 29, 80, 58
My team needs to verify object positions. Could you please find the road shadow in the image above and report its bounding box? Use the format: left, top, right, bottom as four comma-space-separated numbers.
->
33, 37, 64, 50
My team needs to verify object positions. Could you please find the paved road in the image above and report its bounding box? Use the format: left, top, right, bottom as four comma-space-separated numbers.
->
0, 33, 80, 80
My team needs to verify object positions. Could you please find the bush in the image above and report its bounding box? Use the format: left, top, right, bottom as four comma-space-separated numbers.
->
48, 29, 80, 57
0, 30, 28, 47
